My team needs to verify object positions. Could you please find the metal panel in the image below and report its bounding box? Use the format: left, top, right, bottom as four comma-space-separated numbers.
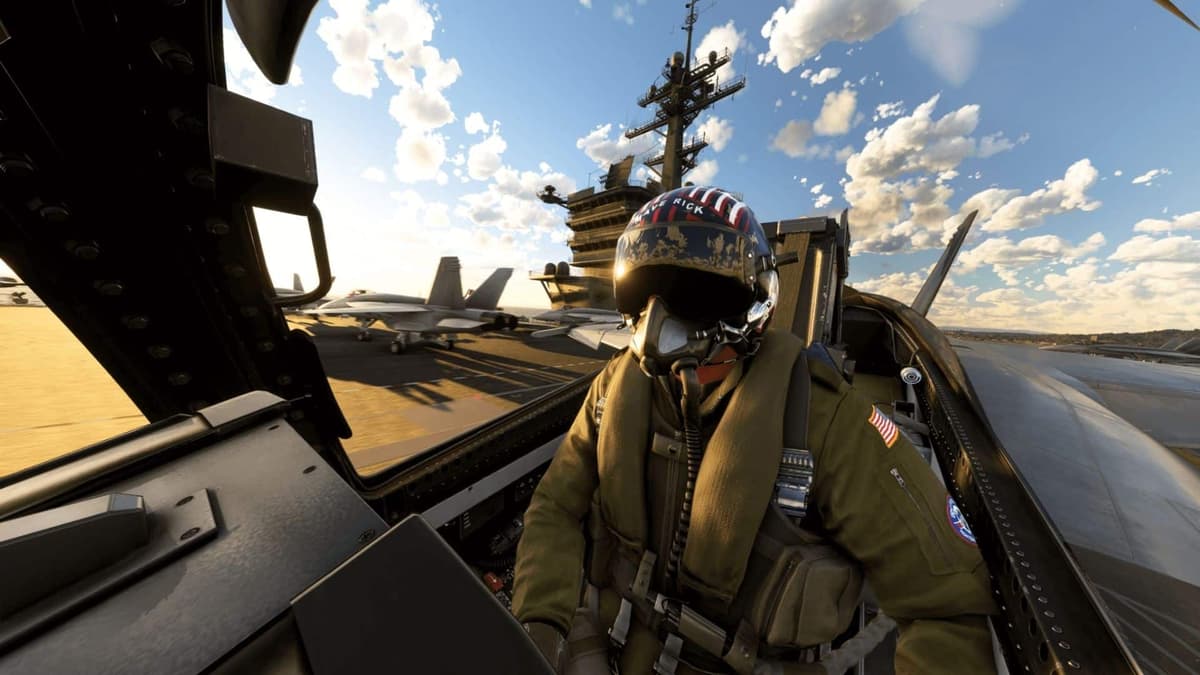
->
291, 515, 553, 675
0, 419, 385, 675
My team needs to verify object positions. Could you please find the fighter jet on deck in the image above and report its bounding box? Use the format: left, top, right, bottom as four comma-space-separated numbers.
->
273, 273, 336, 311
304, 257, 518, 353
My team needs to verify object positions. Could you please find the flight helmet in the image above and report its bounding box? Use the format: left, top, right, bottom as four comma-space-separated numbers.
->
614, 185, 779, 370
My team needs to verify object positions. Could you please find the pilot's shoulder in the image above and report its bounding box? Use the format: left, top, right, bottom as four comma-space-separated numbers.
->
804, 343, 849, 394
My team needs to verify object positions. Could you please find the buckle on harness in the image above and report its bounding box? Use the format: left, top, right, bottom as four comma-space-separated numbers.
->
609, 597, 633, 648
654, 634, 684, 675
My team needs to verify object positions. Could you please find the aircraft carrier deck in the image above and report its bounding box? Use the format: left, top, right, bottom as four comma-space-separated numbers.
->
0, 308, 611, 478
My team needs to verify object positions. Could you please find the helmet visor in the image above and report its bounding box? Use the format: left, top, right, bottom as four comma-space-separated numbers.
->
615, 223, 755, 288
614, 223, 758, 319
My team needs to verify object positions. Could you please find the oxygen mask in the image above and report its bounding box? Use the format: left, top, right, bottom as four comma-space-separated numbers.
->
628, 295, 715, 379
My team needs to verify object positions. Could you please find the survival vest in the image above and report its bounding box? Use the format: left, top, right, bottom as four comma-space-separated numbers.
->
583, 330, 864, 674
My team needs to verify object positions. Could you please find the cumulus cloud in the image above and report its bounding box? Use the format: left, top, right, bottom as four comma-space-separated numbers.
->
361, 167, 387, 183
977, 131, 1019, 158
853, 232, 1200, 332
317, 1, 448, 99
464, 112, 488, 135
1131, 168, 1171, 185
456, 164, 579, 234
846, 94, 983, 181
814, 89, 857, 136
393, 128, 447, 183
811, 183, 825, 194
317, 1, 461, 183
579, 0, 591, 6
873, 100, 905, 121
770, 120, 815, 157
576, 123, 659, 168
686, 159, 720, 185
696, 116, 735, 152
814, 194, 833, 208
1113, 169, 1123, 177
759, 0, 925, 74
1109, 234, 1200, 262
1132, 210, 1200, 233
695, 20, 747, 83
467, 130, 507, 180
980, 159, 1101, 232
223, 28, 303, 103
808, 67, 842, 85
959, 232, 1107, 284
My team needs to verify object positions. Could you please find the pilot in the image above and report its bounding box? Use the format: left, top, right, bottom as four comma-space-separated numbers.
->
512, 186, 997, 675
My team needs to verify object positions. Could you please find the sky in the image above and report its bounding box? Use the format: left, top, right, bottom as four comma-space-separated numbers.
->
5, 0, 1199, 332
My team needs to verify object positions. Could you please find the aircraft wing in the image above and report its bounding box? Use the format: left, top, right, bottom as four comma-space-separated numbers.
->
952, 339, 1200, 665
436, 317, 487, 330
563, 322, 629, 351
303, 302, 429, 316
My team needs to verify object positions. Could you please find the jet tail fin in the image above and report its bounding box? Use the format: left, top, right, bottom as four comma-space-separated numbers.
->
465, 268, 513, 310
911, 210, 977, 317
292, 273, 304, 293
427, 257, 465, 309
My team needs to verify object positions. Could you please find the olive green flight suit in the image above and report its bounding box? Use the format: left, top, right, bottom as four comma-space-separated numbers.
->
513, 331, 997, 674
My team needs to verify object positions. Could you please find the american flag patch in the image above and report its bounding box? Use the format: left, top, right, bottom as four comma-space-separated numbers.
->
868, 406, 900, 448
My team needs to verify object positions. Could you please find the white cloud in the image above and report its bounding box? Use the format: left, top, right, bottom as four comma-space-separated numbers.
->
466, 130, 507, 180
775, 98, 784, 109
613, 3, 634, 25
808, 66, 842, 85
223, 28, 303, 103
393, 128, 447, 183
317, 0, 442, 99
1133, 210, 1200, 233
456, 164, 579, 235
464, 112, 488, 135
361, 167, 387, 183
696, 116, 735, 152
977, 131, 1016, 158
813, 88, 857, 136
695, 20, 747, 83
814, 194, 833, 208
387, 83, 455, 130
1113, 169, 1123, 177
810, 183, 825, 195
980, 159, 1101, 232
873, 100, 905, 121
686, 159, 720, 185
580, 0, 591, 6
959, 232, 1107, 280
902, 0, 1021, 85
1131, 168, 1171, 185
846, 94, 982, 181
770, 120, 815, 157
759, 0, 925, 74
575, 123, 659, 168
1110, 234, 1200, 262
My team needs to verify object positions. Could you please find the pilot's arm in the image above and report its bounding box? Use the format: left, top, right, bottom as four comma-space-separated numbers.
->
511, 364, 607, 646
806, 362, 998, 675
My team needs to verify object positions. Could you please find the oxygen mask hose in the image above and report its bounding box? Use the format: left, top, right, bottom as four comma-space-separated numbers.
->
666, 357, 703, 591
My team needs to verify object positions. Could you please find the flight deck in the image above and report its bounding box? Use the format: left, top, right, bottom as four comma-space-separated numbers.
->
0, 308, 611, 479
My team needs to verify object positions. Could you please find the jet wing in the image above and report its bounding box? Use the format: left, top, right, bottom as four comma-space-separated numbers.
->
435, 317, 487, 330
953, 340, 1200, 667
564, 322, 629, 351
303, 302, 429, 315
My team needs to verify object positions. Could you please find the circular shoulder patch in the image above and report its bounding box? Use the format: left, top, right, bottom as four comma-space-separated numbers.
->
946, 495, 977, 545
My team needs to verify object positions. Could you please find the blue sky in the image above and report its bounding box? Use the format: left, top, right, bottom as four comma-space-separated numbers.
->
28, 0, 1198, 331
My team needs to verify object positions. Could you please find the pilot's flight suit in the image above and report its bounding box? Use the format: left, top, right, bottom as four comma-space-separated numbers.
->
513, 329, 997, 674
